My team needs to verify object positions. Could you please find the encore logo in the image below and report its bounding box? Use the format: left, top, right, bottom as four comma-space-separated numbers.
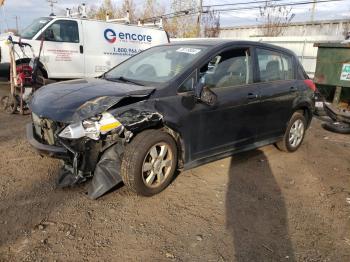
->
104, 28, 152, 44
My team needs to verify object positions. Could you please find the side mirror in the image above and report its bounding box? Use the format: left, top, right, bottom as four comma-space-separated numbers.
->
200, 86, 218, 106
195, 81, 217, 106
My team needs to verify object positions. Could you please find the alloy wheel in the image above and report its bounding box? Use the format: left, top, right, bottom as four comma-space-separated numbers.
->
289, 119, 304, 148
142, 142, 173, 188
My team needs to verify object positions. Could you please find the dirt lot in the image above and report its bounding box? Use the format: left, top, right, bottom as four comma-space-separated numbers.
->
0, 84, 349, 262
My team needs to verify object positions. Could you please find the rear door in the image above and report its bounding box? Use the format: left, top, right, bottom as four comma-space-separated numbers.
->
40, 19, 85, 78
255, 47, 298, 139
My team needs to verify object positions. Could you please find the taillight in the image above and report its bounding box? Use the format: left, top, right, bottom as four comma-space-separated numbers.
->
304, 79, 316, 92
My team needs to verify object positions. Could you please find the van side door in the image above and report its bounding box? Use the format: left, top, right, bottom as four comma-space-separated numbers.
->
39, 19, 84, 79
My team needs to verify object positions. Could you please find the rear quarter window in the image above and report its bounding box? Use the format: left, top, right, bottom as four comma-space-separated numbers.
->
256, 48, 294, 82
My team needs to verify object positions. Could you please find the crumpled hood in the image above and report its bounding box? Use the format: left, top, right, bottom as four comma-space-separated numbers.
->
30, 78, 155, 123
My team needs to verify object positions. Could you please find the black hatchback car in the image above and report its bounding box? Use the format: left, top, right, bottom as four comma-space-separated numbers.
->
27, 40, 316, 199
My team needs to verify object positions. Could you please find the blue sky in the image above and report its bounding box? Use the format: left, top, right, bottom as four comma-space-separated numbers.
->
1, 0, 349, 32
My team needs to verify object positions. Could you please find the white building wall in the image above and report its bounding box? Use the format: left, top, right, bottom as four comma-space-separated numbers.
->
219, 19, 350, 38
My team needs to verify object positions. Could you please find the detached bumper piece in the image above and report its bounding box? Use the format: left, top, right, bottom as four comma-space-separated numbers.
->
323, 103, 350, 124
87, 144, 124, 199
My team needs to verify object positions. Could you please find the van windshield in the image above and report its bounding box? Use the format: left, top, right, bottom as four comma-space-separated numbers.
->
104, 45, 207, 85
21, 17, 53, 39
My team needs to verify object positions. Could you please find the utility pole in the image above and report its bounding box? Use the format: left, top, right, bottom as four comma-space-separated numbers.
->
47, 0, 58, 16
197, 0, 203, 37
14, 15, 18, 33
311, 0, 317, 22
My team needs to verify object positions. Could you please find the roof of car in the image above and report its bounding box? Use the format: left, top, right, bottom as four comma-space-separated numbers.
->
169, 39, 296, 56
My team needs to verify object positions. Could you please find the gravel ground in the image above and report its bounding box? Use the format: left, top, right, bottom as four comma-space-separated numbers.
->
0, 83, 349, 261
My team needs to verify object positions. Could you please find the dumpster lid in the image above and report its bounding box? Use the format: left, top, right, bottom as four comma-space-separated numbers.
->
314, 41, 350, 48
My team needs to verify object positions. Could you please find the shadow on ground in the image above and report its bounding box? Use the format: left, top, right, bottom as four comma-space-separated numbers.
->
226, 149, 295, 261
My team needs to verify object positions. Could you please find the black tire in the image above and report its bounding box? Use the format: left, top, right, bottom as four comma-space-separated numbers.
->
276, 111, 307, 152
322, 122, 350, 134
0, 95, 18, 114
121, 129, 178, 196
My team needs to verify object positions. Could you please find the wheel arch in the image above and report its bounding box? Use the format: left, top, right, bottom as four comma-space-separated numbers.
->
137, 123, 185, 170
293, 102, 313, 128
161, 125, 186, 170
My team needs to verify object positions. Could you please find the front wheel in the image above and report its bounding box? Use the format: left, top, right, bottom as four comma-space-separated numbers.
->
276, 111, 306, 152
121, 129, 178, 196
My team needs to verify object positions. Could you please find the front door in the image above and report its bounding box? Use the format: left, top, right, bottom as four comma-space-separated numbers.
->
40, 19, 84, 79
187, 47, 261, 161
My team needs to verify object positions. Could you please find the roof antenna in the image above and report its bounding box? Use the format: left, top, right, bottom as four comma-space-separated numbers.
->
47, 0, 58, 16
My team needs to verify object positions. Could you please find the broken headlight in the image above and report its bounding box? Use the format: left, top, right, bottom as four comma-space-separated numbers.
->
58, 112, 122, 140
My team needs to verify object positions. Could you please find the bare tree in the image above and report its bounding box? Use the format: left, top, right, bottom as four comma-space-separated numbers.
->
259, 1, 295, 36
120, 0, 137, 23
88, 0, 135, 22
88, 0, 120, 20
140, 0, 165, 21
202, 9, 220, 37
163, 0, 198, 38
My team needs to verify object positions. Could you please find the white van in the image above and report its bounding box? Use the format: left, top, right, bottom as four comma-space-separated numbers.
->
0, 16, 169, 80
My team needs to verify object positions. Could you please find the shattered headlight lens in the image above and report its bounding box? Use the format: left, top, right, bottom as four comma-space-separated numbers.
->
97, 112, 122, 134
58, 122, 85, 140
58, 112, 122, 140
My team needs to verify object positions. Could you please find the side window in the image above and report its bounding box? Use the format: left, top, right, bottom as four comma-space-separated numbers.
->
44, 20, 79, 43
178, 72, 196, 93
199, 48, 252, 89
281, 54, 294, 80
257, 48, 294, 82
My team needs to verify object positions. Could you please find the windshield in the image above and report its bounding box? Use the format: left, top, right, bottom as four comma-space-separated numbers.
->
104, 45, 208, 85
21, 17, 53, 39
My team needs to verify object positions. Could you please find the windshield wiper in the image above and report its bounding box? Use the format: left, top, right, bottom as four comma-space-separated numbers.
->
108, 76, 145, 86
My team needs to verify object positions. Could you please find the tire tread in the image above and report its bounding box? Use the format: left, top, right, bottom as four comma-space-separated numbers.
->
121, 129, 177, 195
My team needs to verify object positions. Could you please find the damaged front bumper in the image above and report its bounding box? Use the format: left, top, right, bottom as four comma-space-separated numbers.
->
27, 98, 164, 200
26, 122, 124, 199
26, 123, 68, 159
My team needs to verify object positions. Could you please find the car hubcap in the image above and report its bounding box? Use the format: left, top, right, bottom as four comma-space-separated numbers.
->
142, 142, 173, 188
289, 119, 304, 148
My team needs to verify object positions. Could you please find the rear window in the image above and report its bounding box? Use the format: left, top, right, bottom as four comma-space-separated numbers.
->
256, 48, 294, 82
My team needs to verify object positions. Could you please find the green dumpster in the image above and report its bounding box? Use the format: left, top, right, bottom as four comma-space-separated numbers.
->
314, 42, 350, 106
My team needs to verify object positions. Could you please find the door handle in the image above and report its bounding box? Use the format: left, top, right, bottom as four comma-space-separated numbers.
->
247, 93, 258, 100
290, 86, 297, 92
79, 45, 84, 54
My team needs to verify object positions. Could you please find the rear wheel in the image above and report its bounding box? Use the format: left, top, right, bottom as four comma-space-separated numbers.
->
276, 111, 306, 152
121, 129, 178, 196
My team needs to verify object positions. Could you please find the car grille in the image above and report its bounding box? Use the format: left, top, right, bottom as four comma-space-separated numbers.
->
32, 113, 60, 145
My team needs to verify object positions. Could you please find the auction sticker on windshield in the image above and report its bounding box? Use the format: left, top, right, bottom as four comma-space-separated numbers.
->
176, 47, 201, 55
340, 63, 350, 81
